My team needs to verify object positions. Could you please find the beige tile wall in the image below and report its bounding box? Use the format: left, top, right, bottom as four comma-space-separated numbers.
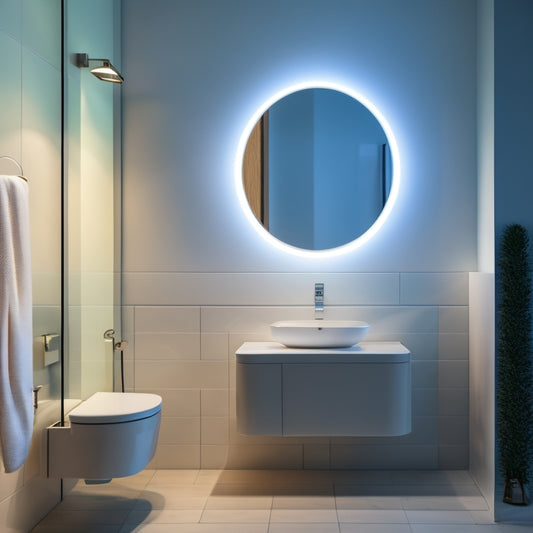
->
124, 272, 469, 470
0, 1, 62, 531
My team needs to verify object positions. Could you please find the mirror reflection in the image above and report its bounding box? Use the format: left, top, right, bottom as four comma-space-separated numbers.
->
242, 88, 392, 250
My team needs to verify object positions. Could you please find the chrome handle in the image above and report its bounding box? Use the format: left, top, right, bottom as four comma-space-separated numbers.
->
33, 385, 43, 409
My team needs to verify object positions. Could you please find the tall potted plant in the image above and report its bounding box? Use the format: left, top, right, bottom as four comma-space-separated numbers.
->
497, 224, 533, 505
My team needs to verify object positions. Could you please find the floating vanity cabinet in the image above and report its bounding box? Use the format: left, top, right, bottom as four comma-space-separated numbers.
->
236, 341, 411, 437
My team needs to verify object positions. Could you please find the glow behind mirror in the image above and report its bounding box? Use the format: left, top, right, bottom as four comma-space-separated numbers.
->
235, 81, 400, 258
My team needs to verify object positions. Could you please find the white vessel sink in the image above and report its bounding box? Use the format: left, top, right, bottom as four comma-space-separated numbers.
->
270, 320, 370, 348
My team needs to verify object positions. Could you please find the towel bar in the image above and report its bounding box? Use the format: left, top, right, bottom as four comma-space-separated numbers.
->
0, 156, 26, 181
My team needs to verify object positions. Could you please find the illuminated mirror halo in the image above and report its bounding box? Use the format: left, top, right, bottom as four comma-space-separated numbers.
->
235, 81, 400, 258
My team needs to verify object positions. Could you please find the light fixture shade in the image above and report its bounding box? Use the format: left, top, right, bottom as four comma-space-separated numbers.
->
75, 53, 123, 84
91, 61, 124, 84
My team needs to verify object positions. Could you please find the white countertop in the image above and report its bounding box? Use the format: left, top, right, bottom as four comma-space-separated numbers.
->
236, 341, 410, 363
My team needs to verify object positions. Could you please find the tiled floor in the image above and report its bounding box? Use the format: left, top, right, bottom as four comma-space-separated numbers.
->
31, 470, 531, 533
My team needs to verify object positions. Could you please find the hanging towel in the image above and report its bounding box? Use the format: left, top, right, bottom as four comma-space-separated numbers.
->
0, 175, 33, 473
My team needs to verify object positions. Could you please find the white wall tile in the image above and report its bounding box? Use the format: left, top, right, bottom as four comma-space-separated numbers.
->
201, 332, 229, 360
439, 416, 469, 446
225, 445, 303, 469
413, 388, 439, 417
439, 388, 469, 417
201, 445, 229, 469
135, 361, 228, 389
122, 360, 134, 391
303, 445, 331, 469
439, 361, 469, 388
122, 305, 135, 361
411, 361, 438, 388
130, 279, 469, 470
400, 273, 469, 305
0, 475, 60, 533
201, 417, 230, 445
202, 389, 229, 417
135, 306, 200, 332
347, 307, 439, 335
469, 272, 495, 508
149, 444, 200, 469
203, 307, 309, 334
0, 468, 23, 503
439, 333, 469, 360
136, 389, 200, 417
135, 332, 200, 359
229, 332, 274, 356
159, 417, 201, 445
330, 417, 437, 447
330, 445, 438, 469
438, 445, 469, 470
124, 273, 400, 306
204, 306, 439, 335
372, 333, 438, 360
439, 306, 469, 333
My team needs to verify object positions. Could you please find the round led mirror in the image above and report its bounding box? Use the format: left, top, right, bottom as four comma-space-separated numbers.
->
237, 83, 400, 256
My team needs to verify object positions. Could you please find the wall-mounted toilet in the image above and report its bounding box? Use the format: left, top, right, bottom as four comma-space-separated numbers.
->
43, 392, 162, 480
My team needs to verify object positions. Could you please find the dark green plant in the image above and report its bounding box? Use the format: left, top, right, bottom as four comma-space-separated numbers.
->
497, 224, 533, 499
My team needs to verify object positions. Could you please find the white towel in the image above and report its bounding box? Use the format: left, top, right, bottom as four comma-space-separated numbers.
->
0, 175, 33, 473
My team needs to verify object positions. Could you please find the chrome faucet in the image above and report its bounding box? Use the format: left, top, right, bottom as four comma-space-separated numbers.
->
314, 283, 324, 319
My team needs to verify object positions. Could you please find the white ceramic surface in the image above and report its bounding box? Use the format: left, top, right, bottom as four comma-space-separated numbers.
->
236, 341, 411, 436
270, 319, 370, 348
44, 392, 162, 480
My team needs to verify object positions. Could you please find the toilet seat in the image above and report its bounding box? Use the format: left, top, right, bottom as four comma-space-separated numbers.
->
68, 392, 162, 424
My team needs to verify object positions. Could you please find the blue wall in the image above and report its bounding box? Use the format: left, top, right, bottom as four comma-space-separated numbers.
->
122, 0, 477, 272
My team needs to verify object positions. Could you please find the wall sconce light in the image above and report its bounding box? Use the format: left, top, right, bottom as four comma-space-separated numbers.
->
75, 53, 124, 84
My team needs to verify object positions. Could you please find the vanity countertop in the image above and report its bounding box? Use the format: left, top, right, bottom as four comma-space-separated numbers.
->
236, 341, 410, 363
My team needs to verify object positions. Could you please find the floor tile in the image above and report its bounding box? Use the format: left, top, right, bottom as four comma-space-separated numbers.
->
469, 510, 494, 524
34, 525, 121, 533
210, 482, 333, 496
387, 470, 474, 485
268, 524, 340, 533
125, 509, 203, 524
406, 510, 475, 524
340, 525, 412, 533
58, 493, 140, 511
497, 526, 533, 532
195, 470, 223, 485
149, 470, 199, 485
204, 495, 272, 509
200, 509, 271, 523
336, 496, 404, 510
68, 482, 143, 499
410, 525, 501, 533
135, 484, 212, 510
121, 524, 268, 533
401, 496, 488, 511
337, 509, 408, 523
270, 509, 339, 523
30, 469, 515, 533
272, 495, 336, 509
38, 508, 129, 525
332, 470, 394, 485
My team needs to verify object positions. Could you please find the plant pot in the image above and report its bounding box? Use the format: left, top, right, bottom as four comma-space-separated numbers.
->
503, 478, 529, 505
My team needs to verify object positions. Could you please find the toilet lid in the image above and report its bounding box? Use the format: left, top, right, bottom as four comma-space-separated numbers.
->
68, 392, 162, 424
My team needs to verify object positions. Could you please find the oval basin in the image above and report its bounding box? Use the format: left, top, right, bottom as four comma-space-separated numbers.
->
270, 320, 370, 348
